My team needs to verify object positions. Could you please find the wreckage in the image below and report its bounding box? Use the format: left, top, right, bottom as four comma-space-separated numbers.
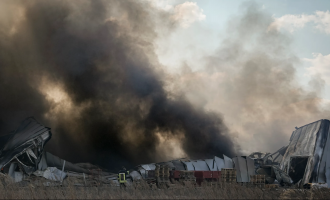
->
0, 117, 112, 183
280, 119, 330, 188
0, 117, 330, 189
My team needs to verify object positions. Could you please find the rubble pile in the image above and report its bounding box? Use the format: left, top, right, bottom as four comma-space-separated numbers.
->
1, 117, 330, 190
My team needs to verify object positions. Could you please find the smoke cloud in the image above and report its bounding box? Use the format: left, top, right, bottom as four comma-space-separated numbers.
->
0, 0, 236, 170
169, 1, 330, 154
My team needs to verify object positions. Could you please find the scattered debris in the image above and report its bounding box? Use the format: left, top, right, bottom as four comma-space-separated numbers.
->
1, 117, 330, 190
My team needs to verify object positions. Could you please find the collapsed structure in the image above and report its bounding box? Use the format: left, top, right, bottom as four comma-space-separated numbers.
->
280, 119, 330, 188
0, 117, 329, 189
0, 117, 112, 184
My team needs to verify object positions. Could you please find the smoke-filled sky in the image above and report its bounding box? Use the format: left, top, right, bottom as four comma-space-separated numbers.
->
0, 0, 329, 169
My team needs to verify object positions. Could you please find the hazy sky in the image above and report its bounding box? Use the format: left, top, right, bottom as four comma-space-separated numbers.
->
150, 0, 330, 154
153, 0, 330, 99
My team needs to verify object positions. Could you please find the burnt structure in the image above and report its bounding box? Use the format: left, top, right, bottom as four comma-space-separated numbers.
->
281, 119, 330, 187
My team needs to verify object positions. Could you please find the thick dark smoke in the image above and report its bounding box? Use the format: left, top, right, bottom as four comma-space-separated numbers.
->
0, 0, 236, 170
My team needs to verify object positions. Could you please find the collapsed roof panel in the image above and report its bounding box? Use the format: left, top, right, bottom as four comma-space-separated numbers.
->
1, 117, 51, 152
281, 119, 330, 185
0, 133, 14, 151
42, 151, 93, 175
0, 143, 33, 169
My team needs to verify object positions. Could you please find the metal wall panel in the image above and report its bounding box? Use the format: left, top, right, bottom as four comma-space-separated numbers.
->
318, 124, 330, 183
147, 164, 156, 170
214, 156, 225, 171
192, 161, 204, 171
129, 171, 142, 181
183, 161, 195, 171
326, 130, 330, 187
141, 164, 151, 171
196, 160, 210, 171
224, 154, 233, 168
205, 159, 217, 171
280, 119, 326, 185
172, 160, 185, 170
139, 169, 146, 179
237, 156, 248, 182
246, 157, 255, 182
232, 157, 241, 182
311, 120, 330, 183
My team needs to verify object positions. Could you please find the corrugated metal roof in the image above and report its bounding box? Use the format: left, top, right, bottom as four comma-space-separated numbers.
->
205, 159, 217, 171
224, 154, 233, 168
192, 160, 209, 171
183, 161, 194, 171
172, 160, 185, 170
214, 156, 225, 171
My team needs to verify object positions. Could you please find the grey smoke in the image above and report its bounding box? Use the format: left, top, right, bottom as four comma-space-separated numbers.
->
172, 1, 330, 154
0, 0, 236, 170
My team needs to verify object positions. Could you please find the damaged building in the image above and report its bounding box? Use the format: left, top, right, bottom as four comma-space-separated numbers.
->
280, 119, 330, 188
1, 117, 330, 189
0, 117, 113, 184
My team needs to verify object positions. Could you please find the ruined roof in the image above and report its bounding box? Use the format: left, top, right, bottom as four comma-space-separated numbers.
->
281, 119, 330, 185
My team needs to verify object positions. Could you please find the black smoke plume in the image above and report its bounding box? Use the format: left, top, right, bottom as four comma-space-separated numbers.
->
0, 0, 236, 170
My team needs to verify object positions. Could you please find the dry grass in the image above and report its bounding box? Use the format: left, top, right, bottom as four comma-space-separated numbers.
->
1, 176, 330, 199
